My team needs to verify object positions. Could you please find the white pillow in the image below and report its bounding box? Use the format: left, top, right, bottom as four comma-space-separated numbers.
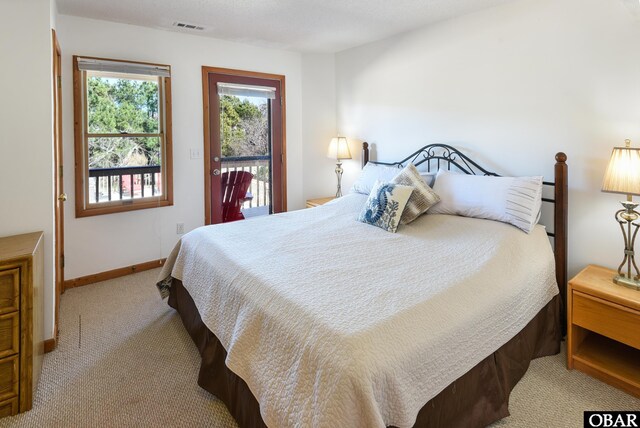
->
350, 163, 401, 195
429, 169, 543, 233
419, 171, 437, 187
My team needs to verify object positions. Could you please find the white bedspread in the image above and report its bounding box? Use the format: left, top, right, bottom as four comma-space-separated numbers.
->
158, 194, 558, 428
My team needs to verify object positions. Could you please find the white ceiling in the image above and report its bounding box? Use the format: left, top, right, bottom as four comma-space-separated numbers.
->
56, 0, 515, 53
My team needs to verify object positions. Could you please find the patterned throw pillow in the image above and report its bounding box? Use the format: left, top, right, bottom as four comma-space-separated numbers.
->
392, 164, 441, 224
357, 181, 414, 233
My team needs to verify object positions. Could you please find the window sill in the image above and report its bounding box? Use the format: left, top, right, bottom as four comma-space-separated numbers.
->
75, 199, 173, 218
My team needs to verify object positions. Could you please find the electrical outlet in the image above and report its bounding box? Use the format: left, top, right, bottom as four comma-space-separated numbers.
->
176, 223, 185, 235
190, 148, 202, 160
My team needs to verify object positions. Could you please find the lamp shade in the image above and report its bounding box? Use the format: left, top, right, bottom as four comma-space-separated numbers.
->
327, 137, 352, 160
602, 145, 640, 196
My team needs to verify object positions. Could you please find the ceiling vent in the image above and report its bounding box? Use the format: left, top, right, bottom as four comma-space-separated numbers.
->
173, 22, 205, 31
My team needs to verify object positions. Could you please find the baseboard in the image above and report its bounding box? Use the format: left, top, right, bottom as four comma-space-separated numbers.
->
63, 259, 166, 290
44, 338, 56, 353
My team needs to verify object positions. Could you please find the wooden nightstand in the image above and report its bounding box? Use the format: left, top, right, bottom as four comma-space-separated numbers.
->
567, 265, 640, 398
306, 197, 336, 208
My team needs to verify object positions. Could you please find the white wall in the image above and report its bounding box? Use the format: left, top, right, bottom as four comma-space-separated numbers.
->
301, 54, 339, 199
19, 0, 638, 337
0, 0, 56, 339
57, 15, 305, 279
335, 0, 640, 277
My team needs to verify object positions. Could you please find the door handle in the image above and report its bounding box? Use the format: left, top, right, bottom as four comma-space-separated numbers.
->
213, 169, 221, 176
58, 193, 67, 202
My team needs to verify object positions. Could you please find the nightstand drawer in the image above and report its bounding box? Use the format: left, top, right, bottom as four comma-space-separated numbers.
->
0, 269, 19, 315
0, 313, 18, 359
573, 291, 640, 349
0, 355, 18, 402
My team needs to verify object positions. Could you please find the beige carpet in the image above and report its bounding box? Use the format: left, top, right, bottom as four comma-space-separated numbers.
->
0, 269, 637, 427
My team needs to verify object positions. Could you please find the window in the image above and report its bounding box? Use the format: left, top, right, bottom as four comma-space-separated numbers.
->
73, 56, 173, 217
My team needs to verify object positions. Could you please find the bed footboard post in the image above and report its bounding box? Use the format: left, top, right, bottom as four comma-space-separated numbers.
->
554, 152, 568, 336
362, 142, 369, 168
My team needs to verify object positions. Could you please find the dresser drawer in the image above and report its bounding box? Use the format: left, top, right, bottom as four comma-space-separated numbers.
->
573, 291, 640, 349
0, 313, 18, 359
0, 269, 19, 315
0, 398, 17, 417
0, 355, 18, 402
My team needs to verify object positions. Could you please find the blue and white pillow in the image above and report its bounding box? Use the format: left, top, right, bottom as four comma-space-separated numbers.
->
357, 180, 414, 233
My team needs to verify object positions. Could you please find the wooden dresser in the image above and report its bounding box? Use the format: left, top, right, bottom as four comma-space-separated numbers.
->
0, 232, 44, 416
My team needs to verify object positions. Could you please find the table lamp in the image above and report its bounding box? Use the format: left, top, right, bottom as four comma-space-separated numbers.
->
327, 137, 352, 197
601, 139, 640, 290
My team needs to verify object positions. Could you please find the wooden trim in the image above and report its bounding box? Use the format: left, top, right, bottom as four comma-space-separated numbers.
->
280, 75, 288, 212
201, 66, 287, 225
73, 55, 84, 219
202, 66, 284, 81
43, 339, 56, 354
202, 67, 212, 225
75, 199, 172, 218
164, 75, 174, 208
52, 28, 63, 351
63, 259, 165, 290
72, 55, 174, 218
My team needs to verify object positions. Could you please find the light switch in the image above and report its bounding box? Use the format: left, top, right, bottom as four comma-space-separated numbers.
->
190, 148, 202, 159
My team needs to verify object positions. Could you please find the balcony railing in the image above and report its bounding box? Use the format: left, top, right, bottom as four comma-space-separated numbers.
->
89, 165, 161, 204
87, 157, 270, 216
222, 156, 270, 213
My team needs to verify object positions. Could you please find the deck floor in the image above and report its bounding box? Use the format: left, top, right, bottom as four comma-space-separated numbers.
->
241, 206, 269, 218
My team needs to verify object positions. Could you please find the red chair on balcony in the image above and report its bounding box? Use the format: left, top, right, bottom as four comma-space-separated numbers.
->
221, 171, 254, 223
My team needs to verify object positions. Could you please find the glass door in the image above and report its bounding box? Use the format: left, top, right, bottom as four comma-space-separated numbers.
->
205, 70, 284, 224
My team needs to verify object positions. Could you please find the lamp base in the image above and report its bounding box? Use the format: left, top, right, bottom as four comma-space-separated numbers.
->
613, 274, 640, 291
613, 199, 640, 291
335, 161, 343, 198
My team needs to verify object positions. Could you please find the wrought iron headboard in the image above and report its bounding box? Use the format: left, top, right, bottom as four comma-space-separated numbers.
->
362, 142, 568, 334
364, 143, 501, 177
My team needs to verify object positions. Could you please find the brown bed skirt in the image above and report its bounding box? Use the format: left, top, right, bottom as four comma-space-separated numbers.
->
168, 278, 561, 428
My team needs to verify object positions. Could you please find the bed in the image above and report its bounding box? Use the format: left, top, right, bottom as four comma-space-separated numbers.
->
157, 143, 568, 428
